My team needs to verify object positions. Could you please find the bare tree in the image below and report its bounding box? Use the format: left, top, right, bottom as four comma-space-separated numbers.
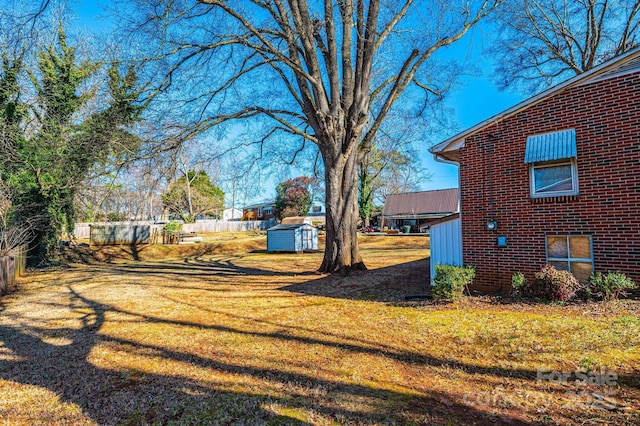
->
359, 114, 431, 226
0, 0, 54, 32
121, 162, 166, 220
122, 0, 498, 274
490, 0, 640, 91
0, 0, 65, 57
0, 181, 37, 257
75, 160, 167, 223
217, 156, 265, 213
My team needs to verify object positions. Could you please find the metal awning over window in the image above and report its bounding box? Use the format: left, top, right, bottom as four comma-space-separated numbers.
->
524, 129, 576, 163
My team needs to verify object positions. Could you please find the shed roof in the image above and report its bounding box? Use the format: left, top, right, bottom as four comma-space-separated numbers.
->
382, 189, 459, 216
430, 46, 640, 162
268, 223, 313, 231
281, 216, 313, 225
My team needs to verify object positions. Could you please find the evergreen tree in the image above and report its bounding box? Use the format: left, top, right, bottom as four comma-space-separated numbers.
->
161, 170, 225, 223
1, 26, 144, 262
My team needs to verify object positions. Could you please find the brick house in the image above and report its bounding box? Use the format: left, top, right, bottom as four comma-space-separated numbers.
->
241, 200, 276, 221
430, 47, 640, 292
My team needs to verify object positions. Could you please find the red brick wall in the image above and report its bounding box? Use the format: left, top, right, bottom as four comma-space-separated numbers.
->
458, 72, 640, 292
243, 207, 276, 221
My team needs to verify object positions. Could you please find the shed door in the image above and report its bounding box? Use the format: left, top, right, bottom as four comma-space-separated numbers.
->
302, 228, 313, 250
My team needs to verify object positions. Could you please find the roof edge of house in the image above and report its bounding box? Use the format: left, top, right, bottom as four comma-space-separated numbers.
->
427, 212, 460, 227
385, 188, 459, 197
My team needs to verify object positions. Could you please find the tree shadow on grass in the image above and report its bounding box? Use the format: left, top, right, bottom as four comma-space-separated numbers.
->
62, 243, 225, 265
63, 252, 321, 281
281, 258, 431, 302
62, 243, 151, 264
0, 283, 538, 425
3, 258, 637, 424
97, 257, 321, 284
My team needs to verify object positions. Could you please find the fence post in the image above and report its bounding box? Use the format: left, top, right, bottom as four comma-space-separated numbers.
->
0, 245, 28, 295
0, 255, 15, 295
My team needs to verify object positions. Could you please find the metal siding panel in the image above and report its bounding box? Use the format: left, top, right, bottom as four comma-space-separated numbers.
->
524, 129, 576, 163
429, 218, 462, 285
267, 229, 295, 251
269, 224, 317, 252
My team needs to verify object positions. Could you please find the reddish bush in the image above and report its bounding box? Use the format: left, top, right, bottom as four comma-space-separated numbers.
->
522, 265, 581, 302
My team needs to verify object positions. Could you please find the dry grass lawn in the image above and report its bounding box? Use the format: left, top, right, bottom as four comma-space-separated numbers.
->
0, 233, 639, 425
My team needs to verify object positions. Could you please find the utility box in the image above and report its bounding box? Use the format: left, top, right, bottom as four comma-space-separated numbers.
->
267, 224, 318, 253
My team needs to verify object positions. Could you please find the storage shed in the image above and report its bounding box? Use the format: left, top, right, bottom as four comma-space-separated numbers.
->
267, 223, 318, 253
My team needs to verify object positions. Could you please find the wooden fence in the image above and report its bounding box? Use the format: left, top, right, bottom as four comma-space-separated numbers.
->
0, 244, 28, 295
73, 219, 275, 240
181, 220, 275, 233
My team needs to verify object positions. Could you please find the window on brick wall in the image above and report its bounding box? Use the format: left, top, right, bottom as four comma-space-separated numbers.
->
530, 159, 579, 197
546, 235, 593, 282
524, 129, 578, 198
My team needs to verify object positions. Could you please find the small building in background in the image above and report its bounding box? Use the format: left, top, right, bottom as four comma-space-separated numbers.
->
223, 208, 243, 221
307, 201, 326, 229
267, 223, 318, 253
380, 189, 459, 231
309, 201, 325, 216
241, 200, 276, 221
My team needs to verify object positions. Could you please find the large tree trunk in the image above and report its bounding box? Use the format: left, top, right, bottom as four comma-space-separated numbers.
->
319, 146, 367, 275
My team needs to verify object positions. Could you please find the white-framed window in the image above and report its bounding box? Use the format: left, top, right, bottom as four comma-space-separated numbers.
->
257, 208, 263, 217
546, 235, 593, 282
524, 129, 578, 198
530, 159, 579, 198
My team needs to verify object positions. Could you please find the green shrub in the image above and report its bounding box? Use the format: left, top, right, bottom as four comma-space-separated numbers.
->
511, 272, 527, 293
164, 220, 182, 232
588, 272, 637, 301
432, 264, 475, 302
522, 265, 581, 302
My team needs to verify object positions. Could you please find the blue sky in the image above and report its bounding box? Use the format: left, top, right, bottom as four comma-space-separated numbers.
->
72, 0, 102, 25
73, 1, 525, 193
423, 66, 522, 190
